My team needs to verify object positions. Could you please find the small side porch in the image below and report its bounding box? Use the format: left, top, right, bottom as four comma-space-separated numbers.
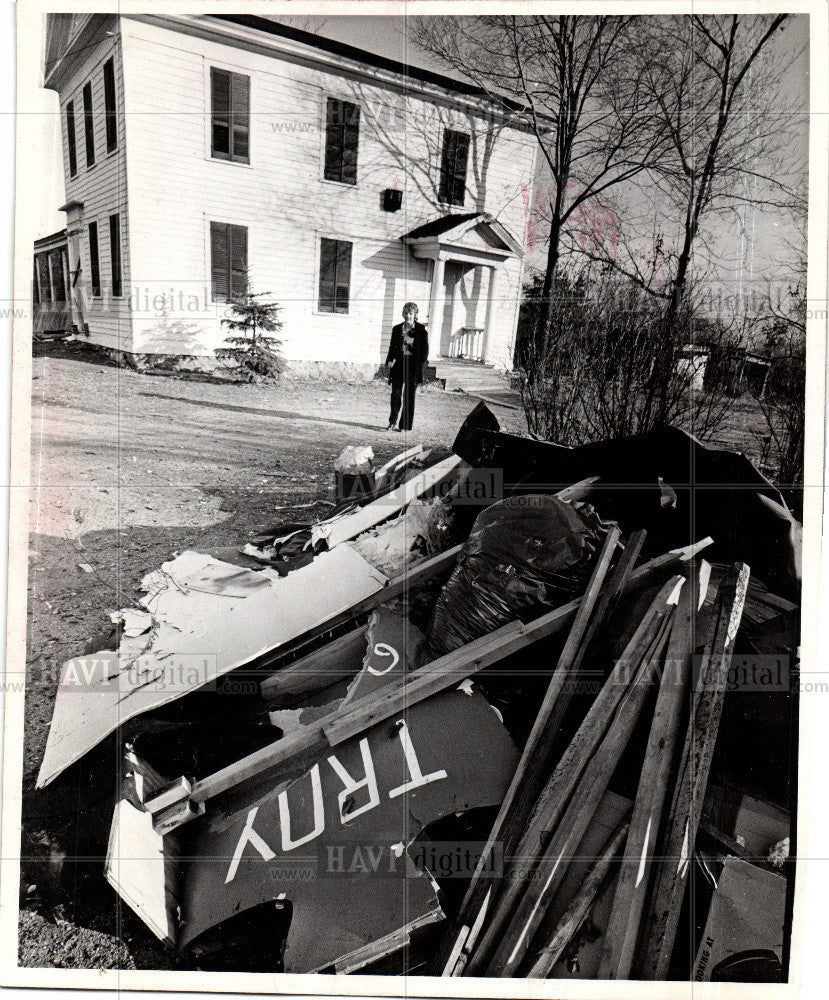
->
402, 212, 524, 367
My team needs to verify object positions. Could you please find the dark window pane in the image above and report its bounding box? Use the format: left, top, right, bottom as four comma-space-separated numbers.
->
210, 221, 229, 300
33, 260, 39, 305
66, 101, 77, 177
325, 97, 359, 184
51, 250, 66, 302
109, 214, 122, 297
37, 255, 52, 304
318, 238, 351, 313
88, 221, 101, 297
103, 58, 117, 153
211, 68, 231, 157
229, 224, 248, 299
83, 82, 95, 167
439, 129, 469, 206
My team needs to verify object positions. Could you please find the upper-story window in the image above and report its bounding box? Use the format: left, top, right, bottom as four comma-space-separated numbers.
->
65, 100, 77, 177
103, 57, 117, 153
324, 98, 360, 185
211, 68, 250, 164
82, 81, 95, 168
439, 129, 470, 206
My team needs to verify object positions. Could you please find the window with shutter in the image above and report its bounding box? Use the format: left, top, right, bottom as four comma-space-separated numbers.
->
66, 101, 77, 177
109, 214, 122, 298
210, 221, 248, 301
324, 98, 360, 185
32, 260, 40, 306
211, 68, 250, 164
83, 81, 95, 168
439, 129, 470, 206
103, 58, 117, 153
37, 255, 52, 304
88, 222, 101, 297
318, 238, 352, 314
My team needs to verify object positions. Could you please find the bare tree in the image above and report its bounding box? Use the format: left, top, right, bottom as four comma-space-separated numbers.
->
413, 15, 664, 357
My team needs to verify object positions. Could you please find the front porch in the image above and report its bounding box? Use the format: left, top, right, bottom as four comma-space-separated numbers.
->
402, 212, 524, 365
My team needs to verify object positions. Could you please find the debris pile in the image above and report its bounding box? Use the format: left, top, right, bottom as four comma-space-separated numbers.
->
33, 406, 800, 980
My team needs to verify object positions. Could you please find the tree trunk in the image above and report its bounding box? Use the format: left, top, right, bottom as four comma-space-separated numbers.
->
531, 210, 563, 367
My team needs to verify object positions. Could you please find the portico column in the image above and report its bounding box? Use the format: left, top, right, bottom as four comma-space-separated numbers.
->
427, 256, 446, 360
482, 265, 499, 363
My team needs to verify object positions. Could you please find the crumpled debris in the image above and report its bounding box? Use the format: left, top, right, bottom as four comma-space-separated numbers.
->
767, 836, 789, 868
351, 498, 453, 577
334, 445, 375, 474
108, 608, 155, 637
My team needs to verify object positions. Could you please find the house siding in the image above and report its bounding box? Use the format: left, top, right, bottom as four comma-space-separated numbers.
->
56, 17, 131, 351
119, 16, 535, 368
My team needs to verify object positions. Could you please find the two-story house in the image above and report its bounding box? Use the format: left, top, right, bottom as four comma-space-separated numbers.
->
43, 13, 537, 376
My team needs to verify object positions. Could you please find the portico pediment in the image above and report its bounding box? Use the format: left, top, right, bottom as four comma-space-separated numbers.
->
402, 212, 524, 264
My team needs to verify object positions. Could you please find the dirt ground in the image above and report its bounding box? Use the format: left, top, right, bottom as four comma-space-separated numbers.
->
16, 343, 526, 970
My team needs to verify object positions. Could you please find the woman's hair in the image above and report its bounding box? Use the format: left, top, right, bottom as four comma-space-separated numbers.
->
403, 302, 418, 314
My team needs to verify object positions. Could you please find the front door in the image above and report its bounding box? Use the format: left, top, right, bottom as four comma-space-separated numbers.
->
440, 262, 460, 356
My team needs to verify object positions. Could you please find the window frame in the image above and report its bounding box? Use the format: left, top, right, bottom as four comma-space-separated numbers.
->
209, 220, 249, 303
66, 100, 78, 177
323, 96, 360, 186
82, 81, 95, 169
88, 221, 101, 298
316, 236, 353, 315
210, 67, 250, 165
109, 214, 122, 298
438, 128, 470, 207
103, 57, 117, 154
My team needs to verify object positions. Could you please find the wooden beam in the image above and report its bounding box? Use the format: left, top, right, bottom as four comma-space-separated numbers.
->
526, 819, 631, 979
259, 625, 368, 704
634, 564, 750, 981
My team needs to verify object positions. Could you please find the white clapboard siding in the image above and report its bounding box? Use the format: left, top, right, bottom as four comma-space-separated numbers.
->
58, 17, 131, 350
89, 15, 537, 363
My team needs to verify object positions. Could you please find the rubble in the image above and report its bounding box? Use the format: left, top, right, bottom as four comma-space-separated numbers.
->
34, 419, 800, 979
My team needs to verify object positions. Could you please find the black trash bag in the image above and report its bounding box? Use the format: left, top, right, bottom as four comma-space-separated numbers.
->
426, 494, 608, 657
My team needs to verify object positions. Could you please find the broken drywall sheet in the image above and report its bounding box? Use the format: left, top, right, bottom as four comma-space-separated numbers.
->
37, 546, 388, 788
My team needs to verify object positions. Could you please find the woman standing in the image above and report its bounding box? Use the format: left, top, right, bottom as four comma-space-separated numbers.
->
385, 302, 429, 432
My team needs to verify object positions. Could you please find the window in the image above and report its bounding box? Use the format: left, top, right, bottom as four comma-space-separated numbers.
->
37, 255, 51, 303
32, 260, 40, 305
109, 214, 122, 297
324, 98, 360, 184
51, 250, 66, 302
210, 221, 248, 301
103, 58, 117, 153
211, 68, 250, 163
439, 129, 470, 206
66, 101, 77, 177
82, 81, 95, 167
88, 222, 101, 297
318, 238, 352, 314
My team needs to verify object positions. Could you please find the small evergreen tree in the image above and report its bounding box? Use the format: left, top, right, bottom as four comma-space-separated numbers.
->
215, 291, 285, 382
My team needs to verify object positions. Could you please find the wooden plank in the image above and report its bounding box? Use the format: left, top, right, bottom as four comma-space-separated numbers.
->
469, 605, 674, 977
483, 614, 673, 977
526, 819, 631, 979
596, 576, 700, 980
433, 537, 709, 975
162, 541, 711, 826
634, 564, 750, 981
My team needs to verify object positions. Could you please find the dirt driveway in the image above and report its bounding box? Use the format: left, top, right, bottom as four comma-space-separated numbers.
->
16, 344, 525, 969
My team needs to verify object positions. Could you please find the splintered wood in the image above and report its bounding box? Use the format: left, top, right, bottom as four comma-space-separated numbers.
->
436, 543, 750, 981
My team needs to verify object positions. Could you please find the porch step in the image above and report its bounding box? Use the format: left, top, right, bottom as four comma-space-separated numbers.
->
432, 357, 515, 396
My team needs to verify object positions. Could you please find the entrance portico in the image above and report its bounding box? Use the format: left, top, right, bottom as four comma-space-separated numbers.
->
402, 213, 524, 363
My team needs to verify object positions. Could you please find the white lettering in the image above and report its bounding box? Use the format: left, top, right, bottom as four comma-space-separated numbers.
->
224, 806, 276, 884
368, 643, 400, 676
278, 764, 325, 851
327, 739, 380, 823
388, 720, 448, 799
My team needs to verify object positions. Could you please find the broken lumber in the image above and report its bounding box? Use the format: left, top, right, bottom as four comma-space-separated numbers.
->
259, 624, 369, 704
596, 574, 702, 979
483, 613, 673, 976
473, 601, 676, 977
526, 818, 631, 978
634, 563, 750, 980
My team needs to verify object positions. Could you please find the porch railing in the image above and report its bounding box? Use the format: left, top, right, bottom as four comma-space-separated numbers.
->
447, 327, 484, 361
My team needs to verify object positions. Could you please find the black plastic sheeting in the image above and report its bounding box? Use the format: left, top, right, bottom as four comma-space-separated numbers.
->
426, 494, 607, 657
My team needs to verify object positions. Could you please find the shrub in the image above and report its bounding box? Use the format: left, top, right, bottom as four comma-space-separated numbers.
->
215, 292, 285, 382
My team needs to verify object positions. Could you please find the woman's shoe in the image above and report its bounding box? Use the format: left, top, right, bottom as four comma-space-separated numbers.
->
386, 423, 397, 431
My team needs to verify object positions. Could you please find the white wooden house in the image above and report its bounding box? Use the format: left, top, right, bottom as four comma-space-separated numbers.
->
43, 13, 537, 375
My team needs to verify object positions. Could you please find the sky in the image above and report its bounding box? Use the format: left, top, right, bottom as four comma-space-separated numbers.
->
33, 11, 811, 315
